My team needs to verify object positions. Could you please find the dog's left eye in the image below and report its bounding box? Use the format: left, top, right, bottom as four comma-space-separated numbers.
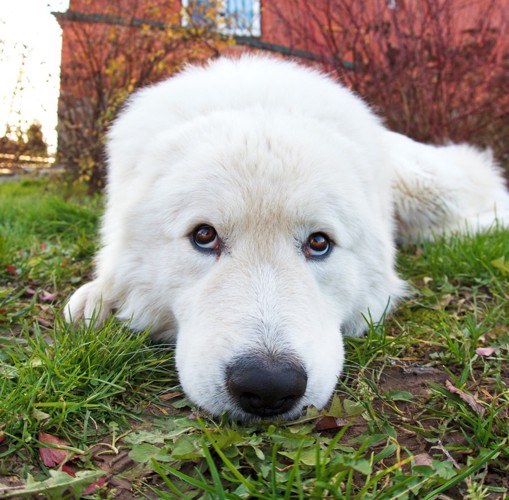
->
191, 225, 221, 253
305, 233, 332, 259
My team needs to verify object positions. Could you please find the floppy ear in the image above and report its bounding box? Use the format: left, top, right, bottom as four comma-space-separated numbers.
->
64, 280, 114, 327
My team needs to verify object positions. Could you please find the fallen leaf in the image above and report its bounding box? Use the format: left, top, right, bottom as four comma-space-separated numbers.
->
315, 416, 349, 431
39, 290, 55, 302
38, 432, 73, 467
61, 464, 78, 476
445, 380, 485, 417
413, 453, 433, 466
160, 391, 183, 401
83, 476, 107, 495
476, 347, 496, 357
5, 265, 17, 276
37, 318, 51, 328
61, 468, 104, 495
61, 460, 108, 494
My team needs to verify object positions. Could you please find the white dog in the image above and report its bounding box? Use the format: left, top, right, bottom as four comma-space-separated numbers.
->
65, 56, 509, 421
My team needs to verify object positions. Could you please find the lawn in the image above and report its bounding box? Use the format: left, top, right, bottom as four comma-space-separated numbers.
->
0, 178, 508, 499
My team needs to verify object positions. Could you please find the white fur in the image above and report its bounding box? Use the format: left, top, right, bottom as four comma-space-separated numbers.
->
65, 56, 509, 420
387, 132, 509, 242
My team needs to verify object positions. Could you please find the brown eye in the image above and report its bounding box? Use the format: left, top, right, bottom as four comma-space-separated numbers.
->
305, 233, 332, 259
191, 225, 220, 253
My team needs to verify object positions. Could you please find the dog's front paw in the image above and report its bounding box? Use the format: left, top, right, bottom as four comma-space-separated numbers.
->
64, 280, 113, 327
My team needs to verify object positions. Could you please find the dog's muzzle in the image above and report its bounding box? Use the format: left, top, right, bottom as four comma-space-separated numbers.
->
226, 355, 308, 418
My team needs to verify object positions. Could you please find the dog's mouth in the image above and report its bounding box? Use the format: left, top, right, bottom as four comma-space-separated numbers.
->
225, 354, 308, 420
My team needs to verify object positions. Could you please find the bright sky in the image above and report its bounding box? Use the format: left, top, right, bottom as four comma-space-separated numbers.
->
0, 1, 69, 153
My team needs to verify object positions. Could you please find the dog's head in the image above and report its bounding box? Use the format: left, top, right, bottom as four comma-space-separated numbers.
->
118, 110, 404, 421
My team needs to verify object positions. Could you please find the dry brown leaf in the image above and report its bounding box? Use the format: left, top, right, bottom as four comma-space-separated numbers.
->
160, 391, 183, 401
413, 453, 433, 466
37, 318, 52, 328
315, 416, 349, 432
445, 380, 485, 417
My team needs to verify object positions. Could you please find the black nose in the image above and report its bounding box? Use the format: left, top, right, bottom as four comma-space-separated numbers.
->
226, 357, 308, 418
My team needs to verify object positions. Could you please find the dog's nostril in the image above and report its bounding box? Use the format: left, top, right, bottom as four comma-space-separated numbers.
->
227, 358, 308, 417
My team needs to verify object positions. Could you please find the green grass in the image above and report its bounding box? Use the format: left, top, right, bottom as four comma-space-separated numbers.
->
0, 178, 508, 498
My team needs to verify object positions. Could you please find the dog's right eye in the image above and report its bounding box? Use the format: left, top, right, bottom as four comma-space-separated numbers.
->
304, 232, 333, 259
191, 225, 220, 253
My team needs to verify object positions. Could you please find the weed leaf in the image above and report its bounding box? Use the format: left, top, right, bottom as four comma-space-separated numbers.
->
491, 256, 509, 275
0, 470, 103, 499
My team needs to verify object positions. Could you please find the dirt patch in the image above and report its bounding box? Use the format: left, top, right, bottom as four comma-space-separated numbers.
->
379, 364, 449, 396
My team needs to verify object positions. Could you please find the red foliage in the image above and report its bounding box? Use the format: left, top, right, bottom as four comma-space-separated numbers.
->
38, 432, 73, 467
56, 0, 231, 191
5, 265, 17, 276
267, 0, 509, 166
61, 464, 108, 494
